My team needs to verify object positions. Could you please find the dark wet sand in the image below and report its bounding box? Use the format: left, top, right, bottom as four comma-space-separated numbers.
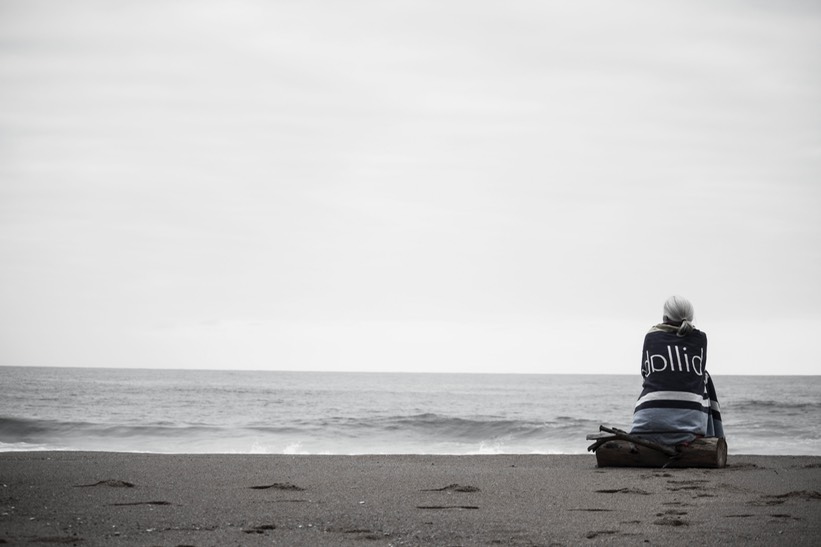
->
1, 452, 819, 545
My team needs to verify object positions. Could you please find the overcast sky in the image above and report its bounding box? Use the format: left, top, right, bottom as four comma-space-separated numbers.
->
1, 1, 819, 374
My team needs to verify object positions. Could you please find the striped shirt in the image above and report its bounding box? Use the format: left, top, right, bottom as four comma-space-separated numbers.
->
630, 324, 724, 445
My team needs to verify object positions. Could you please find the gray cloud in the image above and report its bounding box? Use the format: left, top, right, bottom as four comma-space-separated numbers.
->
1, 1, 819, 373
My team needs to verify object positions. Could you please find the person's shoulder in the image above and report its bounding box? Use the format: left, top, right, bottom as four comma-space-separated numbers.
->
686, 328, 707, 344
643, 326, 672, 344
644, 325, 706, 343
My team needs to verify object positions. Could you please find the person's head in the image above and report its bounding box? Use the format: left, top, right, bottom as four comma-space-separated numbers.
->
662, 295, 695, 336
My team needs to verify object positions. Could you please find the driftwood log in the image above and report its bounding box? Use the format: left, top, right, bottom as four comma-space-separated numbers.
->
587, 426, 727, 468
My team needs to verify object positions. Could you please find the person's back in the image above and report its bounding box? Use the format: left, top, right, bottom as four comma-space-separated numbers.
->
630, 296, 724, 446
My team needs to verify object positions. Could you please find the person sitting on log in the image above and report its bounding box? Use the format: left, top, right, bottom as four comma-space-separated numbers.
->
629, 295, 725, 447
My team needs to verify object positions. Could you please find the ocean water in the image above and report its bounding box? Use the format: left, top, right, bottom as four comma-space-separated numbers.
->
1, 367, 818, 456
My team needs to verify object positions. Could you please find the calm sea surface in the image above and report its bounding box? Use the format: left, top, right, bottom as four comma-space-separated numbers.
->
1, 367, 818, 455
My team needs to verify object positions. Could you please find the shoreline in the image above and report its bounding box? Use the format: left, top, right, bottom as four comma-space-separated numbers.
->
2, 452, 820, 545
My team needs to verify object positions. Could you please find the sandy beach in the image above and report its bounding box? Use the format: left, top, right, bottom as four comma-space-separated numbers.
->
1, 452, 819, 546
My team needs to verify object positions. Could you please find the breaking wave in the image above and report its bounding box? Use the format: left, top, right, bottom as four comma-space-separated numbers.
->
0, 413, 598, 454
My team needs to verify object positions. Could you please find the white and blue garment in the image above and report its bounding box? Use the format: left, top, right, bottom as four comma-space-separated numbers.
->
629, 323, 725, 446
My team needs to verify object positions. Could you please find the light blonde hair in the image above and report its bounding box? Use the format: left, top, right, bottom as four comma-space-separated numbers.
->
663, 295, 695, 336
